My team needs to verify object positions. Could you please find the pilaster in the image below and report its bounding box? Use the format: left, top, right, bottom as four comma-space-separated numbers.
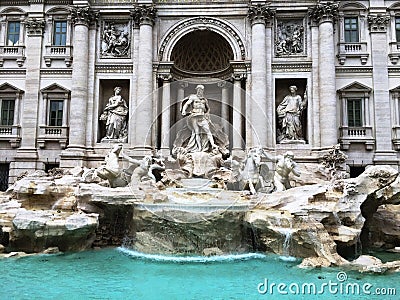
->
368, 14, 398, 164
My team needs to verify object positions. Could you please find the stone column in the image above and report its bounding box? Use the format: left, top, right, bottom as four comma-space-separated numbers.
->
310, 23, 320, 148
309, 2, 339, 148
133, 5, 156, 153
129, 15, 140, 147
247, 4, 274, 148
61, 6, 97, 167
13, 17, 45, 176
217, 81, 229, 135
368, 14, 397, 164
232, 73, 245, 152
159, 73, 172, 153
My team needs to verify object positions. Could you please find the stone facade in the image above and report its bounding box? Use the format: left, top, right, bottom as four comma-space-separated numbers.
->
0, 0, 400, 188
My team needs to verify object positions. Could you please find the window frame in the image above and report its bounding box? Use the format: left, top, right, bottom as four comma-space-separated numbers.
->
396, 16, 400, 42
347, 98, 363, 127
48, 99, 64, 126
52, 20, 67, 46
6, 20, 21, 46
0, 98, 15, 126
344, 17, 359, 43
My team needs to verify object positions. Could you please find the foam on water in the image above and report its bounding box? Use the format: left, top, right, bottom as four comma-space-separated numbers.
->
118, 247, 267, 263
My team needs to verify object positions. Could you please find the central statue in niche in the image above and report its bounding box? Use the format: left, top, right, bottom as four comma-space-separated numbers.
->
172, 85, 229, 178
181, 85, 218, 152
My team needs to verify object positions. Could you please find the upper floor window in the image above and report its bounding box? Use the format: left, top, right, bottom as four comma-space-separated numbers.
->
7, 21, 20, 46
53, 20, 67, 46
396, 17, 400, 42
49, 100, 63, 126
344, 17, 359, 42
347, 98, 362, 127
1, 99, 15, 126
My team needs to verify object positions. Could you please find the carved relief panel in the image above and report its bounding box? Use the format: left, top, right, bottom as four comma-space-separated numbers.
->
275, 19, 305, 57
100, 21, 131, 58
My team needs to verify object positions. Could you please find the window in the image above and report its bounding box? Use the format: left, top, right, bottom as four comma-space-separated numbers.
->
7, 21, 20, 46
49, 100, 63, 126
396, 17, 400, 42
344, 17, 359, 42
53, 21, 67, 46
1, 99, 15, 126
347, 98, 362, 127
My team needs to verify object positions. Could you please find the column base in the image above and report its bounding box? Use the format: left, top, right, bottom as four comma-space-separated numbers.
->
159, 147, 171, 157
373, 151, 399, 167
60, 148, 87, 168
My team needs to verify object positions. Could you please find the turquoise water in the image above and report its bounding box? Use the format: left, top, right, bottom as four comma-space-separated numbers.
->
1, 248, 399, 300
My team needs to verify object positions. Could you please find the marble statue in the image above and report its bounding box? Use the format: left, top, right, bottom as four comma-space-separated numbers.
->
181, 85, 218, 152
101, 23, 130, 57
94, 144, 128, 188
122, 151, 165, 186
277, 85, 307, 143
170, 84, 229, 179
100, 86, 128, 143
238, 147, 271, 194
264, 151, 301, 192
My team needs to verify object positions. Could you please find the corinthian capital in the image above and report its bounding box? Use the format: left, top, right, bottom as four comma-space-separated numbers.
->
131, 5, 157, 26
308, 1, 339, 25
70, 6, 99, 27
25, 18, 45, 36
367, 14, 390, 32
247, 4, 275, 26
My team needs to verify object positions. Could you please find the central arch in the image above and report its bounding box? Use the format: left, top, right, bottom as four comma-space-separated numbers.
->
159, 17, 246, 63
170, 30, 234, 78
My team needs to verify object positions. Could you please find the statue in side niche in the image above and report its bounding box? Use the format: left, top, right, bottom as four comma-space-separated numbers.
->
277, 85, 307, 143
100, 86, 128, 143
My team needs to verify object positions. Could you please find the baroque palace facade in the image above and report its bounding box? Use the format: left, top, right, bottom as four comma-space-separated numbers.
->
0, 0, 400, 189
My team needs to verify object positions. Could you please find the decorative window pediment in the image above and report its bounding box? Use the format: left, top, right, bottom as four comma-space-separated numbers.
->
0, 82, 24, 94
337, 81, 372, 95
338, 81, 374, 150
38, 83, 70, 149
0, 82, 23, 147
40, 83, 70, 95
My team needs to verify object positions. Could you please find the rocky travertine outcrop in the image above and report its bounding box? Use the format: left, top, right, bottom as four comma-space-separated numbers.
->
10, 209, 98, 253
0, 165, 399, 272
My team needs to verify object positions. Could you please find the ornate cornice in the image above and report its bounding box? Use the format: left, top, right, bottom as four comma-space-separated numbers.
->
25, 18, 45, 36
272, 62, 312, 72
247, 4, 275, 25
69, 6, 99, 27
335, 67, 373, 73
95, 64, 133, 73
367, 14, 390, 32
131, 5, 157, 27
308, 1, 339, 25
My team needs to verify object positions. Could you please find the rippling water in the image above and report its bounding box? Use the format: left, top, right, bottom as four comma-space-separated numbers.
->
0, 248, 398, 300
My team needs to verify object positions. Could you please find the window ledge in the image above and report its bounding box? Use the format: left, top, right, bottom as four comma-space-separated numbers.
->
0, 46, 26, 67
37, 125, 68, 149
44, 45, 72, 67
337, 42, 369, 65
0, 125, 21, 148
388, 42, 400, 64
339, 126, 374, 150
